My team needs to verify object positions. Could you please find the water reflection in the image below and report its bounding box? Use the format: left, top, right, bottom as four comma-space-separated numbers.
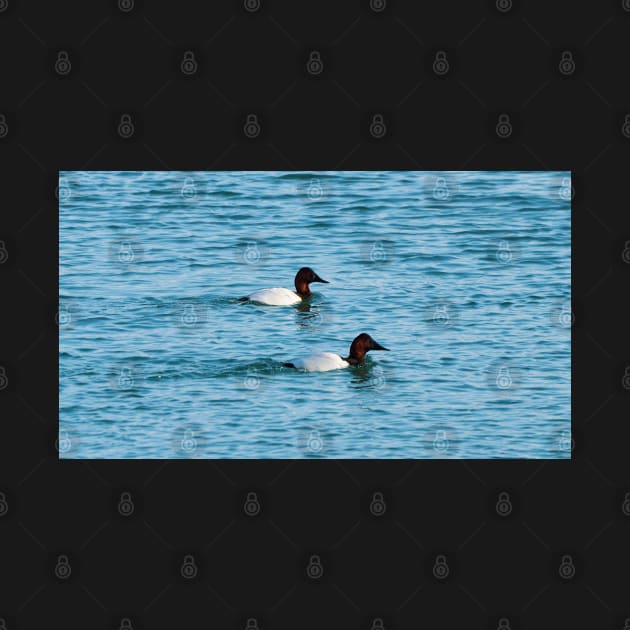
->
294, 301, 326, 330
348, 361, 386, 390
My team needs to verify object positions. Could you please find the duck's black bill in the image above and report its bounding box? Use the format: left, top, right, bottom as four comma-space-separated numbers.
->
313, 274, 329, 283
372, 341, 389, 351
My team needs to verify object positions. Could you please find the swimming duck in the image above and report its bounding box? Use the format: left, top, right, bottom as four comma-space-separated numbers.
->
284, 333, 389, 372
239, 267, 329, 306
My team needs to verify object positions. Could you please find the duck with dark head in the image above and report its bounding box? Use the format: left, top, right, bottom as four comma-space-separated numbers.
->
239, 266, 329, 306
342, 332, 390, 365
284, 333, 390, 372
293, 267, 329, 298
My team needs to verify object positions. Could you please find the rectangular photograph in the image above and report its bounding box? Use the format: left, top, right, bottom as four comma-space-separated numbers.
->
59, 171, 571, 459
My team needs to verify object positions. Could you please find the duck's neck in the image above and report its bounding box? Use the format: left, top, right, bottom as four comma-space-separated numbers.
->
295, 282, 310, 297
342, 353, 364, 365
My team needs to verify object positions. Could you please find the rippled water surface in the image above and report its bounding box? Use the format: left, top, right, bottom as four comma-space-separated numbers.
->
59, 171, 571, 458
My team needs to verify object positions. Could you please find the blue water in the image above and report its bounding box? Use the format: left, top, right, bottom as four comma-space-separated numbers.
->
59, 171, 571, 459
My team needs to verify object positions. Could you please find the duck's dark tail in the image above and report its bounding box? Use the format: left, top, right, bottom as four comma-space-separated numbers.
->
283, 362, 296, 368
237, 296, 249, 302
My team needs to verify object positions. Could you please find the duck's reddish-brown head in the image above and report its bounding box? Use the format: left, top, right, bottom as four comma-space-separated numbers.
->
294, 267, 329, 296
344, 333, 390, 364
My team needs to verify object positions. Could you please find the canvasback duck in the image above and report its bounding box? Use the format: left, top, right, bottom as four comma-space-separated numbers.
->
284, 333, 389, 372
239, 267, 329, 306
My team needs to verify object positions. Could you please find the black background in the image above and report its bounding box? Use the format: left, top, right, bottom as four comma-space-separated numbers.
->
1, 0, 630, 628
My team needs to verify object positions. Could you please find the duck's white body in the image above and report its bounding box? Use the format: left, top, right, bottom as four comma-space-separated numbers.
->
291, 352, 350, 372
246, 287, 301, 306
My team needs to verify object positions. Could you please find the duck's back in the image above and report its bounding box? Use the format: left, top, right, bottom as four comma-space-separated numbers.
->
247, 287, 301, 305
291, 352, 349, 372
